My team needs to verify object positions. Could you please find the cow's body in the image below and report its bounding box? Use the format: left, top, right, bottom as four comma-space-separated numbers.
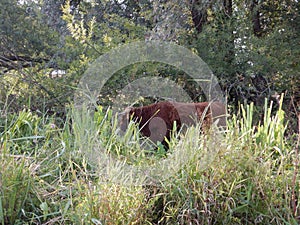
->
118, 101, 226, 148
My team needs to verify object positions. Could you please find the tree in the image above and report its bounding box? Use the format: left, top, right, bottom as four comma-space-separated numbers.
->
0, 0, 83, 113
0, 0, 298, 128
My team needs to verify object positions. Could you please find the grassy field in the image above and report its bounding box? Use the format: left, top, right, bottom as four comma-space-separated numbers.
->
0, 98, 299, 224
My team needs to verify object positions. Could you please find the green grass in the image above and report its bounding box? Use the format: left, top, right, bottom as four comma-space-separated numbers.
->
0, 97, 299, 224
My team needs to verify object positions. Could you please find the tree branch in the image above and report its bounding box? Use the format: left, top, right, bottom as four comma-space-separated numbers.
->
0, 55, 49, 72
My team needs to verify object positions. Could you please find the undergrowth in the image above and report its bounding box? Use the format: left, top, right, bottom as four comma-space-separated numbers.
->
0, 97, 299, 224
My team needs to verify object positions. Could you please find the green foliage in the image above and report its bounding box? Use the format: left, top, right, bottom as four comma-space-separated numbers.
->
0, 1, 299, 223
0, 98, 299, 224
1, 0, 299, 125
0, 0, 81, 114
0, 0, 59, 60
71, 183, 147, 224
255, 95, 287, 152
189, 0, 299, 108
0, 154, 32, 225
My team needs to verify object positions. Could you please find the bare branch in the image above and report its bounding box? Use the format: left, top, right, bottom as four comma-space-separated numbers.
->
0, 55, 49, 72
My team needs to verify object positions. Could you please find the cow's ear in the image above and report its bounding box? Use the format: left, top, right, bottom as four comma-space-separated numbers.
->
124, 107, 133, 121
124, 107, 132, 114
118, 107, 131, 119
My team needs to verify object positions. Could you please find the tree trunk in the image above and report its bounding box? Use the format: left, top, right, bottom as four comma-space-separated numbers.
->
250, 0, 263, 37
222, 0, 234, 64
223, 0, 233, 16
190, 0, 208, 33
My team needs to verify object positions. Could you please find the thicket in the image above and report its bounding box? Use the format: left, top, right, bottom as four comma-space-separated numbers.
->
1, 1, 299, 121
0, 0, 299, 224
0, 98, 299, 224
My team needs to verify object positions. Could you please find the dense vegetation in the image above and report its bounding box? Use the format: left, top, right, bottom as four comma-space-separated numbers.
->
0, 0, 299, 224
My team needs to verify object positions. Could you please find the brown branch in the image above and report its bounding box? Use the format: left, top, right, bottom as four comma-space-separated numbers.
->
0, 54, 65, 107
21, 69, 66, 107
0, 54, 49, 72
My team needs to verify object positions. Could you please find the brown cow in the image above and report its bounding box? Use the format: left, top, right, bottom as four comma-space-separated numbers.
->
118, 101, 226, 149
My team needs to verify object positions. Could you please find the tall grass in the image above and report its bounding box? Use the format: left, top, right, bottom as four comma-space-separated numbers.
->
0, 97, 299, 224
